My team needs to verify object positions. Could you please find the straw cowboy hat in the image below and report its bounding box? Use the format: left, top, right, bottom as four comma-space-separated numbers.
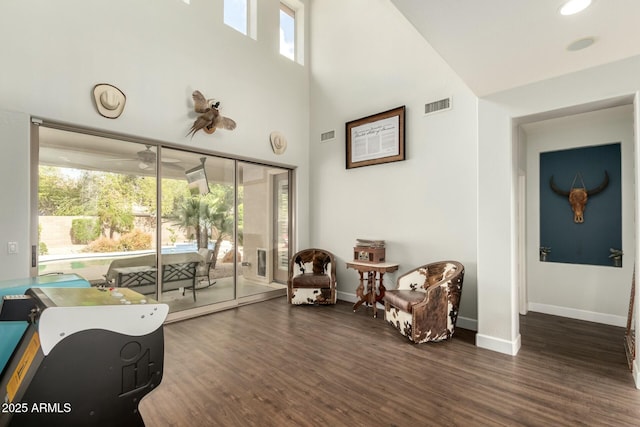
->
93, 83, 126, 119
269, 131, 287, 155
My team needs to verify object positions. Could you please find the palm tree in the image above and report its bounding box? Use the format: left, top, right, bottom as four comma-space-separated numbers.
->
174, 184, 240, 268
203, 186, 235, 268
175, 197, 204, 247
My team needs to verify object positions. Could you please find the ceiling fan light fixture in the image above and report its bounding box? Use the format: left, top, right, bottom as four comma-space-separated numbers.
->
559, 0, 592, 16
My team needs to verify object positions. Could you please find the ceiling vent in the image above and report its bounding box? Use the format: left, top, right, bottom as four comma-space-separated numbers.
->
320, 130, 335, 142
424, 97, 452, 116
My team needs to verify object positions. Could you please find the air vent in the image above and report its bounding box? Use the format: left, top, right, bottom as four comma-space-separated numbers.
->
424, 97, 452, 115
320, 130, 335, 142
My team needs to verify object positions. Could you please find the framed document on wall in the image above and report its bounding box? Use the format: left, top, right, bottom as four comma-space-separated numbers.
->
346, 106, 406, 169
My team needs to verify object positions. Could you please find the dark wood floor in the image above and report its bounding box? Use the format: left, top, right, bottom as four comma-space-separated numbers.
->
139, 298, 640, 426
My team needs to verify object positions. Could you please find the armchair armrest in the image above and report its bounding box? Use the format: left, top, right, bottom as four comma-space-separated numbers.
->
413, 281, 448, 311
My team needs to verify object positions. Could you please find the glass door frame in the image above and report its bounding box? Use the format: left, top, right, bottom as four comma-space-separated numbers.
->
32, 119, 295, 322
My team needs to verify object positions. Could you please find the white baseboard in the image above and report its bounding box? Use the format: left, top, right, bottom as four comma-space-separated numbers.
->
476, 333, 521, 356
456, 316, 477, 331
527, 302, 627, 327
634, 359, 640, 389
337, 291, 358, 304
337, 291, 478, 331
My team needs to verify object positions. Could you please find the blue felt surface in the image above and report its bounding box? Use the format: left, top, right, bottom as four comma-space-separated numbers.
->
0, 274, 90, 375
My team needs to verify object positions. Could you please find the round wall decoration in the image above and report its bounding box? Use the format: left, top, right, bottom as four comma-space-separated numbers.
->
93, 83, 126, 119
269, 131, 287, 155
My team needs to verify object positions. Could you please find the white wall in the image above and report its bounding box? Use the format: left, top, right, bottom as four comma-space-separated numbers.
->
4, 0, 637, 359
0, 111, 31, 280
0, 0, 311, 281
477, 55, 640, 355
523, 105, 635, 326
309, 0, 479, 325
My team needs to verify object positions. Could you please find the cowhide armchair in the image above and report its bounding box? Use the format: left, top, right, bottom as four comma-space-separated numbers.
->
287, 248, 337, 305
383, 261, 464, 343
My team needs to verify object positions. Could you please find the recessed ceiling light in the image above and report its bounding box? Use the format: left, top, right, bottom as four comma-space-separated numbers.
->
567, 37, 595, 51
559, 0, 592, 16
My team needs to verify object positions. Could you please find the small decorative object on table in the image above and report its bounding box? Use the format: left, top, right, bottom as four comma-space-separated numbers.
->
353, 238, 385, 263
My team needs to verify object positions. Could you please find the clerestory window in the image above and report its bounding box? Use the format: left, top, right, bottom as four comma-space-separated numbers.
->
224, 0, 257, 40
279, 3, 295, 61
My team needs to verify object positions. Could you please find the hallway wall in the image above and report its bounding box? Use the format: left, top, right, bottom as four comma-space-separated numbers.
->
523, 105, 635, 326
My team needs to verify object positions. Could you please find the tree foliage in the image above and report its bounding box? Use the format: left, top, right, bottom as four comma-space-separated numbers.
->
38, 166, 85, 215
204, 185, 239, 267
172, 184, 241, 267
39, 166, 241, 256
96, 174, 136, 238
71, 218, 101, 244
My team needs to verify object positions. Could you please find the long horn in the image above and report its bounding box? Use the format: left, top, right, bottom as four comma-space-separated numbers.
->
549, 176, 570, 196
587, 171, 609, 196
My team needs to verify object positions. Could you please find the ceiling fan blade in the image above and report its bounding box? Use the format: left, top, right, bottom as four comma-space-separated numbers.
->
162, 162, 184, 171
162, 157, 181, 163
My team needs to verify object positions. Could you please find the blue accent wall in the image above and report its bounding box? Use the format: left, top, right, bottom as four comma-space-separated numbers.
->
540, 143, 621, 267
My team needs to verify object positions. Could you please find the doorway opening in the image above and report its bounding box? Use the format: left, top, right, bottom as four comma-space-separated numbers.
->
514, 96, 637, 376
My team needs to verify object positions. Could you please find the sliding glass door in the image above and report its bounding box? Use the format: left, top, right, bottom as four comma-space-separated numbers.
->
158, 149, 237, 309
37, 127, 159, 291
36, 124, 291, 316
273, 172, 289, 284
236, 162, 289, 299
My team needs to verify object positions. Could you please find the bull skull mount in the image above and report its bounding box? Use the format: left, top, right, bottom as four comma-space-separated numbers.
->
549, 171, 609, 224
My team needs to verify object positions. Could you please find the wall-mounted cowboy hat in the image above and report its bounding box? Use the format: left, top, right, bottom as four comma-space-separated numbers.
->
93, 83, 126, 119
269, 131, 287, 155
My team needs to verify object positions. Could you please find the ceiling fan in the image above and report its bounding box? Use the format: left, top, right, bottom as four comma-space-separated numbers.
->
110, 145, 183, 171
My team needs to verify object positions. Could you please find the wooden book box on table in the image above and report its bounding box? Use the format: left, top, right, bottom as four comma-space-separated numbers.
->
353, 246, 385, 263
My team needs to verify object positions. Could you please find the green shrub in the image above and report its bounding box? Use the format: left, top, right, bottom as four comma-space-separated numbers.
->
71, 218, 100, 244
39, 241, 48, 255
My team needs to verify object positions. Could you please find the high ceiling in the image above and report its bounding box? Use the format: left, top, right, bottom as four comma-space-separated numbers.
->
391, 0, 640, 96
38, 1, 640, 166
